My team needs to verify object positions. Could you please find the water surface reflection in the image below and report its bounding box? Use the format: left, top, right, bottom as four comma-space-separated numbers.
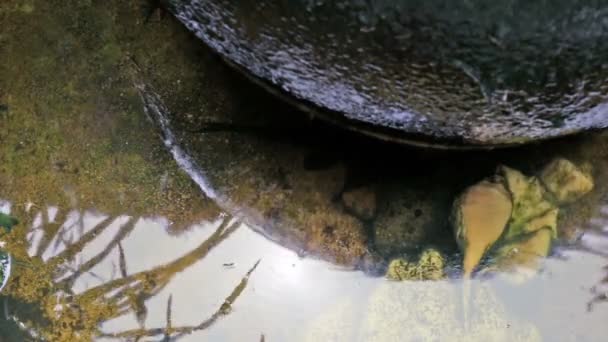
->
1, 201, 608, 341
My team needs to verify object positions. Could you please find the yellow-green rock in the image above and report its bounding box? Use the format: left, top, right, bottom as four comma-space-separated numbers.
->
484, 228, 553, 284
539, 158, 594, 204
500, 166, 556, 239
462, 158, 593, 282
386, 249, 445, 281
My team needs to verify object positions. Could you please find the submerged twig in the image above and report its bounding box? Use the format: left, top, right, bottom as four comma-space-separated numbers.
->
118, 242, 128, 278
102, 258, 261, 339
35, 207, 68, 257
58, 216, 139, 288
162, 294, 173, 341
587, 286, 608, 312
79, 217, 238, 301
49, 215, 115, 266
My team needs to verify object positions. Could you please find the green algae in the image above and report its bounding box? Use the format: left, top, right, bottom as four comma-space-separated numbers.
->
501, 166, 557, 240
539, 158, 594, 205
386, 249, 446, 281
451, 158, 596, 281
0, 0, 219, 231
0, 213, 18, 231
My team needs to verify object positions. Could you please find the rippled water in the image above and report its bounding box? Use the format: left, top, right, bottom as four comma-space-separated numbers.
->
1, 1, 608, 341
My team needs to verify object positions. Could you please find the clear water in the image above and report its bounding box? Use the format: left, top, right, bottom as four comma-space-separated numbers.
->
0, 1, 607, 341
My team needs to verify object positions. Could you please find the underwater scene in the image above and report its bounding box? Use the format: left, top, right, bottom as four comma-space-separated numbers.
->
1, 1, 607, 341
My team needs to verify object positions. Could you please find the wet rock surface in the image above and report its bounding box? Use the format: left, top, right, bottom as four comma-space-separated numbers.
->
452, 159, 594, 281
540, 158, 594, 204
135, 49, 608, 272
341, 187, 377, 221
373, 187, 451, 258
167, 0, 608, 146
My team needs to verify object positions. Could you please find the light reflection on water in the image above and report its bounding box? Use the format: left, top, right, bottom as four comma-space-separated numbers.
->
1, 202, 607, 341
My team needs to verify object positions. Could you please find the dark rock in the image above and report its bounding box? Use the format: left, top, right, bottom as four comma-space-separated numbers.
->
373, 187, 450, 257
166, 0, 608, 146
342, 186, 377, 220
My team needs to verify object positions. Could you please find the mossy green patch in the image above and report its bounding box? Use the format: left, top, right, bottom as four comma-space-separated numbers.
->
0, 0, 219, 230
386, 249, 445, 281
0, 212, 18, 232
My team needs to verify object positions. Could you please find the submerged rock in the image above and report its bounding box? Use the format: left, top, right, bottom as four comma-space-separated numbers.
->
500, 166, 557, 240
452, 158, 594, 280
341, 186, 377, 221
386, 249, 445, 281
360, 281, 541, 342
303, 279, 541, 341
303, 211, 369, 267
374, 188, 448, 257
540, 158, 594, 204
485, 228, 553, 284
452, 179, 512, 277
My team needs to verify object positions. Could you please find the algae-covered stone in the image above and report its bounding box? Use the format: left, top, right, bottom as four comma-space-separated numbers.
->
386, 249, 445, 281
540, 158, 594, 204
452, 180, 512, 276
453, 158, 593, 282
304, 211, 368, 267
499, 166, 556, 239
484, 228, 553, 284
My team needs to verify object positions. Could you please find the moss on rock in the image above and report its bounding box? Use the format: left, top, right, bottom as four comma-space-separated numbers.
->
540, 158, 594, 204
386, 249, 445, 281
